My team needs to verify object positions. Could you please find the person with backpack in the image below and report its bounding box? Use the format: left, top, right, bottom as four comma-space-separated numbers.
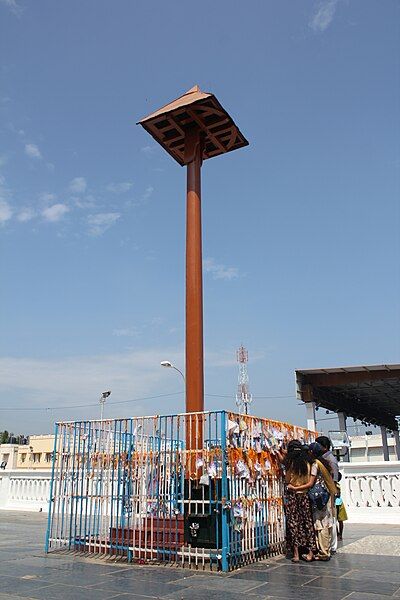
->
287, 441, 337, 561
316, 435, 340, 552
282, 440, 317, 563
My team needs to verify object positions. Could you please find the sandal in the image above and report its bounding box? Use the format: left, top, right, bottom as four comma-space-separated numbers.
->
291, 558, 300, 563
301, 554, 314, 562
314, 555, 330, 561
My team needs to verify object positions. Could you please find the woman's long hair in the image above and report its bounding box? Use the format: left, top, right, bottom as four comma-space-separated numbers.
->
284, 440, 313, 477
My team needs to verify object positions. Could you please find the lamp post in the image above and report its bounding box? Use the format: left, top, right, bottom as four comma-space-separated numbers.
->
138, 86, 248, 453
160, 361, 185, 384
99, 390, 111, 421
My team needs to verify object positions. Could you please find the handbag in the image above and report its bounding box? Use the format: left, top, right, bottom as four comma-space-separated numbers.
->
308, 480, 330, 510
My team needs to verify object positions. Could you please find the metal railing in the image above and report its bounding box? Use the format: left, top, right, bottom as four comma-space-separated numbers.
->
45, 410, 315, 571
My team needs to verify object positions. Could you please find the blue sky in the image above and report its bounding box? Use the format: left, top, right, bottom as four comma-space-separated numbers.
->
0, 0, 399, 435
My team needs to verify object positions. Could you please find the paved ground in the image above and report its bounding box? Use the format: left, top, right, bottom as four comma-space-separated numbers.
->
0, 511, 400, 599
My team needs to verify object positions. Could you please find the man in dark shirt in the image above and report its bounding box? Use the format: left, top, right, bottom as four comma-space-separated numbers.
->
316, 435, 339, 552
316, 436, 339, 482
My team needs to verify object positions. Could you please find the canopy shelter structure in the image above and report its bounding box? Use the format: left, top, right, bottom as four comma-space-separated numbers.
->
138, 86, 248, 452
295, 364, 400, 461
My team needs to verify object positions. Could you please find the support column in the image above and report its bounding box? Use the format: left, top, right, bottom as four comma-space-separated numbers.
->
303, 384, 317, 431
185, 127, 204, 460
393, 430, 400, 461
338, 411, 347, 432
185, 126, 204, 416
306, 402, 317, 432
338, 411, 349, 462
380, 425, 390, 461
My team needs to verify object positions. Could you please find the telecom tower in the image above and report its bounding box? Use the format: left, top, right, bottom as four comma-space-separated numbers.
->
236, 345, 252, 414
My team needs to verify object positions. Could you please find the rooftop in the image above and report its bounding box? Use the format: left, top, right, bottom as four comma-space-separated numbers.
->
296, 363, 400, 431
0, 510, 399, 599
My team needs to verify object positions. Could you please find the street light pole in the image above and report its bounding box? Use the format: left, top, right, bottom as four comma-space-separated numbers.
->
160, 361, 185, 383
99, 391, 111, 421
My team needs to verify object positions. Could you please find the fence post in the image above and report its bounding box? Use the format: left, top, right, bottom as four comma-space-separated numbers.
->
220, 411, 229, 572
45, 422, 58, 553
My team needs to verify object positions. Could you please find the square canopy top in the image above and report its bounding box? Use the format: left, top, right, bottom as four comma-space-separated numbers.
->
138, 85, 249, 166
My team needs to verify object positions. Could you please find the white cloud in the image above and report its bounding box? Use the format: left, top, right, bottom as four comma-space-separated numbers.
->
150, 316, 164, 326
17, 207, 35, 222
69, 176, 87, 194
0, 350, 185, 417
107, 182, 133, 194
0, 346, 269, 432
203, 257, 239, 281
87, 212, 120, 236
42, 203, 69, 222
39, 192, 56, 204
309, 0, 338, 33
0, 0, 22, 16
141, 145, 156, 157
74, 194, 96, 209
142, 185, 154, 202
112, 328, 140, 338
0, 347, 241, 417
25, 143, 42, 159
0, 175, 12, 223
0, 199, 12, 223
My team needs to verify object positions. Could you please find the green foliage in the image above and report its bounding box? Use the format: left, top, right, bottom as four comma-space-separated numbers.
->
0, 431, 9, 444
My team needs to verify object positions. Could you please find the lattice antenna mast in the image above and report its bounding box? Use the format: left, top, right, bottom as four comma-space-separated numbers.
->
235, 345, 252, 415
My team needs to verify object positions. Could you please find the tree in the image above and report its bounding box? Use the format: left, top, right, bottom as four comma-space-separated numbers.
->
0, 431, 9, 444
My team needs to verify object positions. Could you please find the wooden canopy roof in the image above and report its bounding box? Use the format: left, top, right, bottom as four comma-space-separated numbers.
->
138, 85, 248, 166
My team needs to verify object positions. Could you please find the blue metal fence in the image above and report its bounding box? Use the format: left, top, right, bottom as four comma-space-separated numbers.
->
45, 410, 314, 571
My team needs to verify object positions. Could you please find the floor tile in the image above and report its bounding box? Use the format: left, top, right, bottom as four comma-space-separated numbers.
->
344, 568, 400, 584
245, 581, 347, 600
167, 573, 265, 592
345, 594, 400, 600
329, 554, 400, 572
304, 575, 399, 596
337, 535, 400, 556
162, 590, 267, 600
267, 562, 352, 577
27, 583, 125, 600
104, 567, 200, 583
0, 578, 55, 599
87, 577, 184, 597
228, 570, 317, 586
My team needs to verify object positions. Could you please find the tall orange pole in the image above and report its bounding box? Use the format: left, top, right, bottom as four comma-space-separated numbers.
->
185, 126, 204, 459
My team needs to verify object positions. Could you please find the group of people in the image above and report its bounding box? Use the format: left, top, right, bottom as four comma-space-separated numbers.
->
280, 435, 347, 562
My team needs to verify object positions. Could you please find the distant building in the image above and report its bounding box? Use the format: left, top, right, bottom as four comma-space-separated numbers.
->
0, 435, 54, 470
349, 434, 398, 463
16, 435, 54, 469
0, 444, 19, 470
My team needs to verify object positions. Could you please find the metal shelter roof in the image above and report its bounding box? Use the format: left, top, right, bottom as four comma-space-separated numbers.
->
295, 364, 400, 431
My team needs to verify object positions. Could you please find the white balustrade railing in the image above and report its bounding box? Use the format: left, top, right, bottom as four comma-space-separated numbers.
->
1, 463, 399, 526
340, 461, 400, 524
0, 470, 51, 512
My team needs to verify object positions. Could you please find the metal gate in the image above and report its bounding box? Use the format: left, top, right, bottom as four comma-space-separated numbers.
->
45, 410, 314, 571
